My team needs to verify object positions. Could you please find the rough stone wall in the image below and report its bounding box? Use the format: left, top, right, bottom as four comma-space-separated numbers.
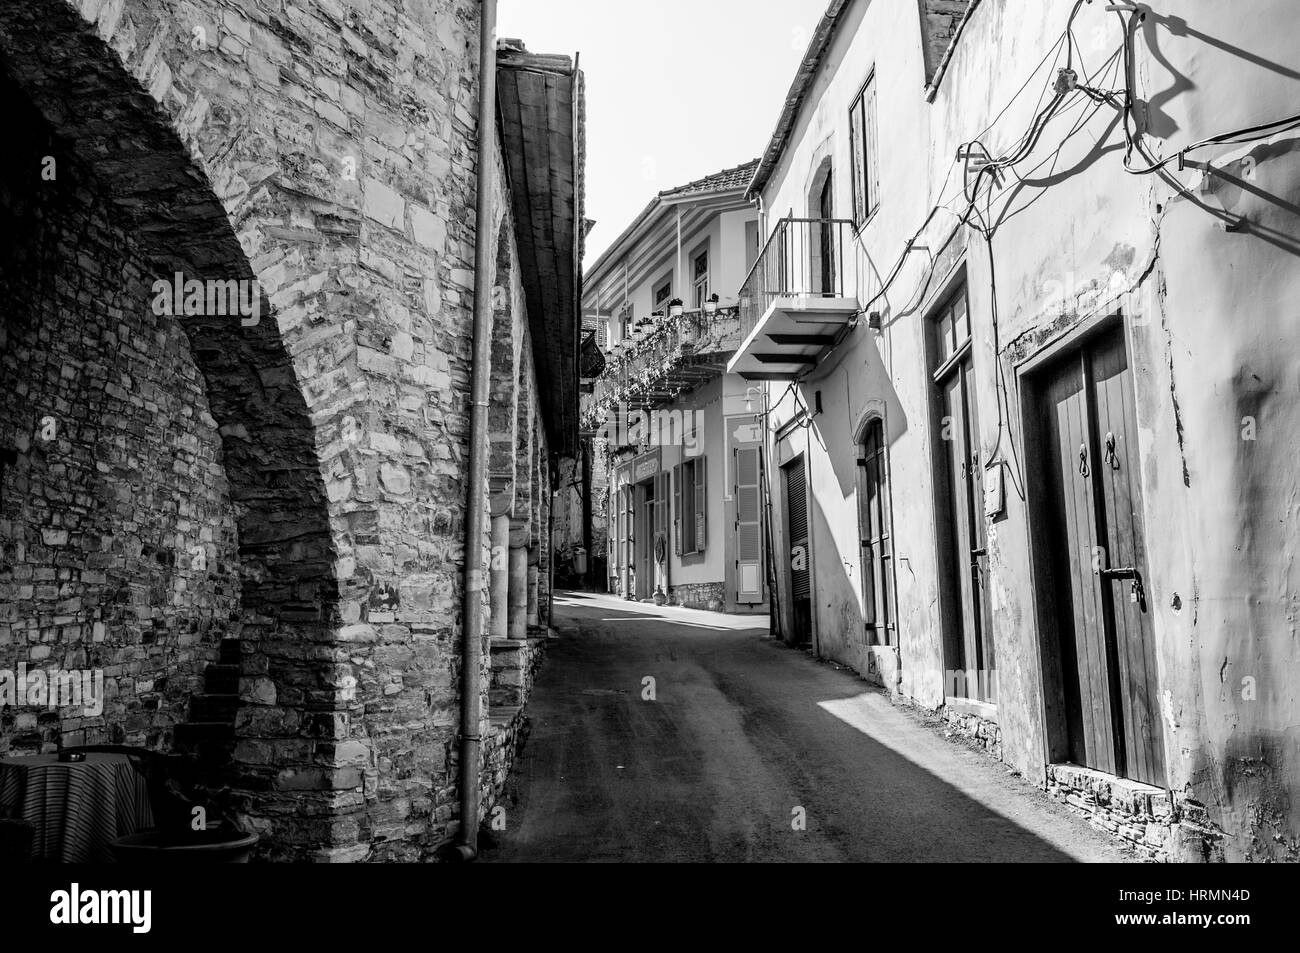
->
670, 582, 726, 612
0, 0, 567, 862
0, 75, 240, 756
1045, 764, 1224, 862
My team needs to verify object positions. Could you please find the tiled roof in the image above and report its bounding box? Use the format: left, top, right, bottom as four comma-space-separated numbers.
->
661, 159, 760, 199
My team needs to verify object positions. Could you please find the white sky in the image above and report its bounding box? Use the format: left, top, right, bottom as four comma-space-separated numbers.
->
498, 0, 831, 269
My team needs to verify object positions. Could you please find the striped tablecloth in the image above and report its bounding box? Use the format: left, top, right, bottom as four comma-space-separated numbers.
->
0, 753, 155, 862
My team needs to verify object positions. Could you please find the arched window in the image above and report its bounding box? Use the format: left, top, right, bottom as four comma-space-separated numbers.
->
858, 417, 896, 644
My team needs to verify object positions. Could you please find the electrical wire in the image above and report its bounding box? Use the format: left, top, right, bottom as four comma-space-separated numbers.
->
1111, 6, 1300, 175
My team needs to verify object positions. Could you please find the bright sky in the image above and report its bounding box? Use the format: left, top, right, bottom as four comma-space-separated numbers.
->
498, 0, 831, 269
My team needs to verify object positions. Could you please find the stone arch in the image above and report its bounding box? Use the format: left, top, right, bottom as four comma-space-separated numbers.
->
0, 0, 340, 854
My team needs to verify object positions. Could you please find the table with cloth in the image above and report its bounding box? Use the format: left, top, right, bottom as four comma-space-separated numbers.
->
0, 752, 155, 861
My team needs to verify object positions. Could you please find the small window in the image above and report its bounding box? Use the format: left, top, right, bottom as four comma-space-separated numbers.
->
692, 248, 709, 309
850, 71, 880, 227
930, 284, 971, 372
859, 418, 895, 644
653, 277, 673, 314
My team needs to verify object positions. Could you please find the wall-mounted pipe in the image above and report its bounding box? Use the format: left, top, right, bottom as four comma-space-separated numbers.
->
453, 0, 499, 863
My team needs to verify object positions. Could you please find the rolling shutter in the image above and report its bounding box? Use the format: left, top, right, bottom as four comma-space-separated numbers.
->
785, 457, 810, 600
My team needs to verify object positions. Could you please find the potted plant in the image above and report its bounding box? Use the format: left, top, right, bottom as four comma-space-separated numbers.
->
668, 297, 684, 319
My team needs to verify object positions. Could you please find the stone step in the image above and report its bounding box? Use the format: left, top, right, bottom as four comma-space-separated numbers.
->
489, 687, 524, 708
218, 638, 240, 666
172, 722, 235, 767
189, 693, 239, 723
204, 664, 239, 695
174, 721, 234, 747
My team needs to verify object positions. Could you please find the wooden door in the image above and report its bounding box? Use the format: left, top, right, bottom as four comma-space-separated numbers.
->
932, 289, 994, 696
783, 456, 811, 643
1038, 327, 1164, 785
818, 173, 835, 295
735, 447, 764, 604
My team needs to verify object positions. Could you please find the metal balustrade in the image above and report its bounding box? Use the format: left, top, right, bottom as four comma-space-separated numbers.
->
737, 216, 858, 346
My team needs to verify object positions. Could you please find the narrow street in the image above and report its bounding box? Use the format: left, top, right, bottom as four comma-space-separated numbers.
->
483, 592, 1129, 863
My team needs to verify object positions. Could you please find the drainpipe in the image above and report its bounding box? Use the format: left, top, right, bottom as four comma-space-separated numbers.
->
453, 0, 498, 863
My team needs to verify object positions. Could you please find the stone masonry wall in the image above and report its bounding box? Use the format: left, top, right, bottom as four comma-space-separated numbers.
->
670, 582, 726, 612
0, 73, 239, 756
0, 0, 561, 861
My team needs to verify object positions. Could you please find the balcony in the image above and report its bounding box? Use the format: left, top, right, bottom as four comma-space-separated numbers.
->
729, 217, 860, 380
586, 305, 743, 424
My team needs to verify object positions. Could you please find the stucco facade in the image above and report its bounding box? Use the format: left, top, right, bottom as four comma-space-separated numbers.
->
583, 163, 768, 613
748, 0, 1300, 860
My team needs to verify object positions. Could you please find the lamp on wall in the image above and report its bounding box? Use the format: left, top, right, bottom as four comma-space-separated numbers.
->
744, 384, 766, 414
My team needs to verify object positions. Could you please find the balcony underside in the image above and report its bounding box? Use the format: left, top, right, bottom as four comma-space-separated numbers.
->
727, 296, 859, 380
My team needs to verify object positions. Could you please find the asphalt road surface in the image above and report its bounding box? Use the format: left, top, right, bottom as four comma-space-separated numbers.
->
480, 591, 1129, 863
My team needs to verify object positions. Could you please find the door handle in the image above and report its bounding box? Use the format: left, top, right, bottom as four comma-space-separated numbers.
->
1100, 566, 1147, 612
1078, 444, 1089, 477
1099, 566, 1138, 580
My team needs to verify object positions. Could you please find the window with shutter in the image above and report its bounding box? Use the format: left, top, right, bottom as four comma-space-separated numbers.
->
694, 456, 707, 553
672, 464, 683, 555
850, 71, 880, 227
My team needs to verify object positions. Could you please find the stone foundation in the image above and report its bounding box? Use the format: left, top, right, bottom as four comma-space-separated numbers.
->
1045, 763, 1225, 861
481, 627, 551, 830
670, 581, 726, 612
939, 702, 1002, 761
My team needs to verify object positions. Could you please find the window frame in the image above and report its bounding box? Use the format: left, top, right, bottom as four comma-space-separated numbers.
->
691, 245, 710, 310
652, 275, 673, 315
849, 68, 881, 230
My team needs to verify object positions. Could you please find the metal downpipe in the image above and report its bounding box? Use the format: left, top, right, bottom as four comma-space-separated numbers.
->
454, 0, 498, 862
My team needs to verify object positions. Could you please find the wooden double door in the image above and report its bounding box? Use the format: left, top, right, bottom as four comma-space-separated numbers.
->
1035, 327, 1164, 786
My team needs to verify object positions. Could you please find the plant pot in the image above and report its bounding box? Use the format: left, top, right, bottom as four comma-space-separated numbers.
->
111, 827, 259, 864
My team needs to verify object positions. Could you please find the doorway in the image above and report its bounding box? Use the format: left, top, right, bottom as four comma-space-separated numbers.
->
928, 284, 994, 700
1029, 324, 1165, 786
632, 477, 656, 601
782, 455, 811, 646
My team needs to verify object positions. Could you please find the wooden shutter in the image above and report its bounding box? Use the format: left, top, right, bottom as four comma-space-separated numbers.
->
694, 456, 707, 552
865, 74, 880, 216
672, 464, 683, 555
850, 95, 866, 225
735, 447, 763, 603
655, 471, 669, 556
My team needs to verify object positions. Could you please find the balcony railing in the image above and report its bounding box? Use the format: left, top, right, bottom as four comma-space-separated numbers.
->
586, 305, 742, 425
737, 216, 859, 345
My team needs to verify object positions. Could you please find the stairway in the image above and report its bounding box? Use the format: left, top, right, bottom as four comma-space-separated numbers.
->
173, 637, 239, 770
